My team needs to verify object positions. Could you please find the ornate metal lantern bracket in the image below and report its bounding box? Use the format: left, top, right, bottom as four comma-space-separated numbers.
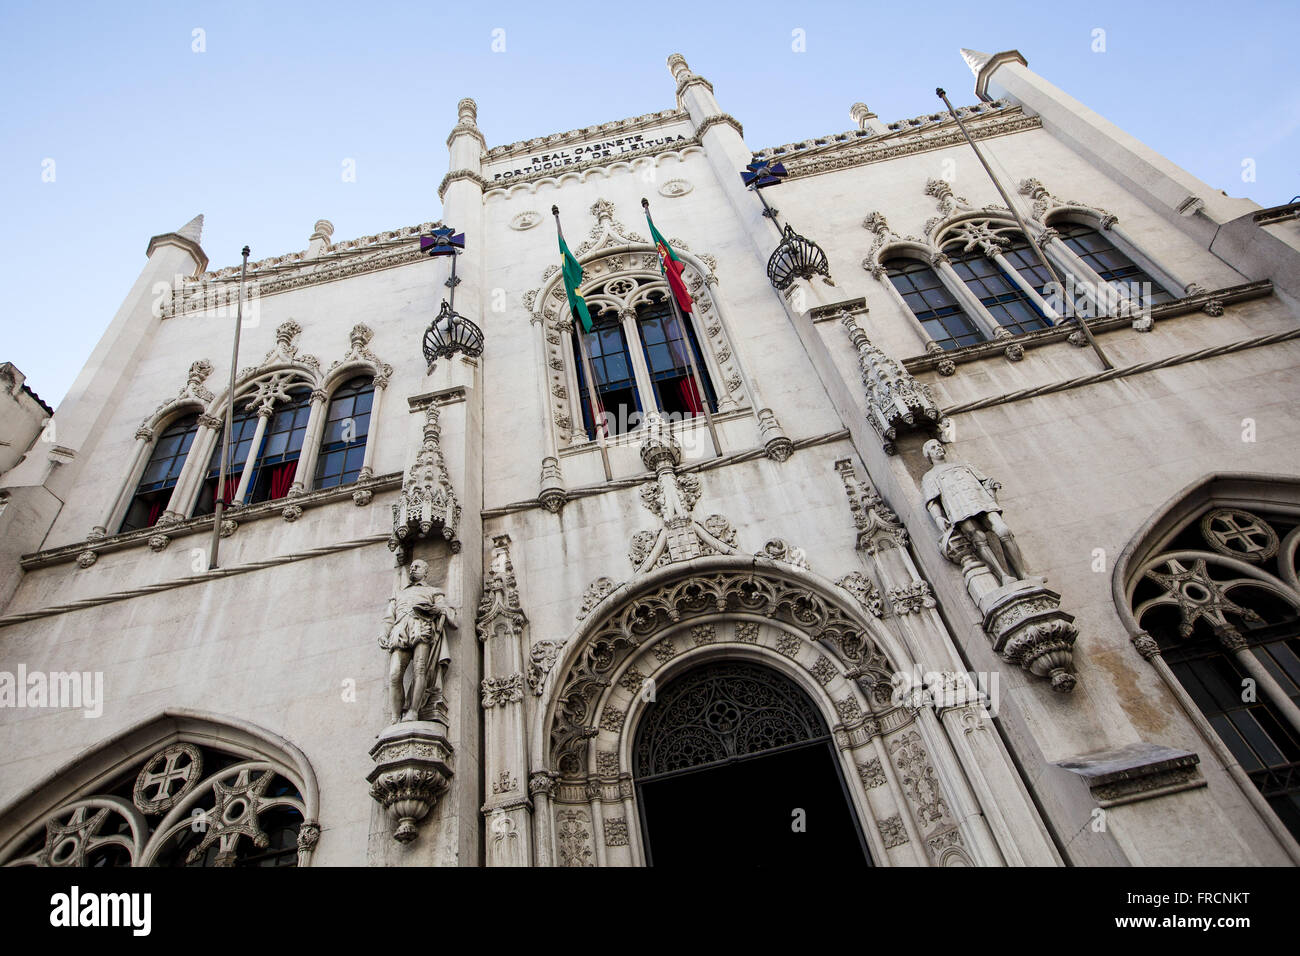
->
767, 224, 831, 291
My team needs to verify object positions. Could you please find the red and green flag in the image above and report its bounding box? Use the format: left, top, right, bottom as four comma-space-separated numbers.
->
558, 232, 592, 333
644, 210, 694, 314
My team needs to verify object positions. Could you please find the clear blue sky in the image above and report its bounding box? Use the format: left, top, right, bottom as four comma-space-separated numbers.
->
3, 0, 1297, 408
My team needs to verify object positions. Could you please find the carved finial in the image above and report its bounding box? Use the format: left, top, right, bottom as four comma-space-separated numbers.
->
590, 198, 616, 224
666, 53, 691, 82
639, 412, 682, 472
457, 97, 478, 126
310, 219, 334, 243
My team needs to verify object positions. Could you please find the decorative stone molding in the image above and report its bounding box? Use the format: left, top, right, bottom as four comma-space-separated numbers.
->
878, 814, 909, 848
841, 311, 942, 454
352, 489, 373, 507
388, 404, 461, 560
889, 581, 937, 615
75, 550, 97, 569
757, 538, 809, 570
1017, 176, 1115, 227
367, 720, 454, 843
658, 178, 692, 198
510, 210, 542, 231
757, 408, 794, 462
147, 534, 170, 554
695, 113, 744, 138
576, 577, 619, 621
604, 817, 629, 847
281, 503, 303, 523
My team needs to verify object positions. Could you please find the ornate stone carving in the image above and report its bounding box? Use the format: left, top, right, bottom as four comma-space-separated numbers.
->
878, 815, 909, 848
389, 404, 461, 559
577, 576, 619, 620
379, 559, 458, 723
281, 503, 303, 522
133, 743, 203, 814
857, 758, 886, 789
836, 571, 883, 617
75, 550, 97, 569
757, 407, 794, 462
757, 538, 809, 569
604, 817, 629, 846
775, 633, 801, 657
835, 459, 908, 554
889, 581, 937, 615
556, 809, 594, 867
889, 731, 951, 825
842, 312, 942, 453
810, 656, 837, 685
147, 534, 169, 553
477, 535, 527, 643
352, 488, 373, 507
527, 639, 565, 694
735, 621, 760, 643
368, 724, 453, 844
539, 455, 566, 513
481, 674, 524, 708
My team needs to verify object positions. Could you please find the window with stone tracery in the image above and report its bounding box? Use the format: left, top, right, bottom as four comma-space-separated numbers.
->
1130, 505, 1300, 840
0, 739, 312, 868
535, 246, 744, 451
314, 375, 373, 490
118, 413, 200, 533
1053, 222, 1175, 309
885, 258, 982, 350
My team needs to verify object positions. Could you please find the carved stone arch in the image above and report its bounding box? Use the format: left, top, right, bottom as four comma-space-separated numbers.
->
532, 560, 984, 866
531, 556, 910, 775
932, 212, 1026, 255
322, 322, 392, 393
0, 709, 321, 867
139, 358, 215, 434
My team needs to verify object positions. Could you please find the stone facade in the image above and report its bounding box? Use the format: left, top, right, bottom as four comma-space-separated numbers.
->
0, 49, 1298, 867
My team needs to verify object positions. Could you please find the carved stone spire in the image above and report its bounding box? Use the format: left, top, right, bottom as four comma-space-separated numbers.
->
389, 404, 462, 559
841, 310, 942, 453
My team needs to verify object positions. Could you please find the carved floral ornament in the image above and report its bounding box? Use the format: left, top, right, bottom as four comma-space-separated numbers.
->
522, 198, 741, 447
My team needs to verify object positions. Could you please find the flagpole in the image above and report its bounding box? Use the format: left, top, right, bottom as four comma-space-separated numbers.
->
553, 206, 613, 482
935, 87, 1112, 372
208, 245, 250, 571
642, 198, 722, 458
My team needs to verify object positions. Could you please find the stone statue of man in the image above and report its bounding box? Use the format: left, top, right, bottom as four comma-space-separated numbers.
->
920, 440, 1028, 585
380, 559, 457, 723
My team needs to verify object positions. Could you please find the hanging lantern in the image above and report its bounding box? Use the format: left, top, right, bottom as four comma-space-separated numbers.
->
767, 224, 830, 291
422, 299, 484, 367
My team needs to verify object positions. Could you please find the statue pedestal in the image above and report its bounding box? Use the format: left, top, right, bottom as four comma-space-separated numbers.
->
368, 718, 455, 843
977, 578, 1079, 693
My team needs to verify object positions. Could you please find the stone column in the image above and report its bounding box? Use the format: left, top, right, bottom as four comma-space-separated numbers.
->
478, 535, 532, 866
231, 406, 273, 506
168, 413, 223, 519
290, 388, 329, 495
357, 374, 387, 482
990, 250, 1060, 321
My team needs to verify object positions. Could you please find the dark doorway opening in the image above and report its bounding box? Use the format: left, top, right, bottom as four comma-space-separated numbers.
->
634, 659, 870, 867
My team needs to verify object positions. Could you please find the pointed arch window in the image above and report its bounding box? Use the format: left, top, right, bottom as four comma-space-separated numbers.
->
1054, 222, 1175, 308
573, 310, 642, 439
885, 258, 982, 350
944, 239, 1051, 337
315, 375, 373, 490
118, 414, 199, 533
634, 295, 717, 418
1131, 506, 1300, 840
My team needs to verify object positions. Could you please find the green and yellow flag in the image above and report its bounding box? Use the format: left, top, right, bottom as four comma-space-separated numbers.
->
558, 233, 592, 332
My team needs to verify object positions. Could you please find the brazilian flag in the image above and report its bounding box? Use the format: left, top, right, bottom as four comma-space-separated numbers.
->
559, 234, 592, 332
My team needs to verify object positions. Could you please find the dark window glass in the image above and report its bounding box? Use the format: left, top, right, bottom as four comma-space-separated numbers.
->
885, 258, 983, 350
947, 247, 1051, 336
635, 296, 716, 420
193, 405, 260, 517
573, 312, 642, 439
315, 376, 374, 490
246, 388, 312, 503
118, 413, 200, 533
1055, 222, 1175, 308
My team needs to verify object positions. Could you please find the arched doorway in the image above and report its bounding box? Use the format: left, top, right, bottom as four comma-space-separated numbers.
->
632, 660, 870, 866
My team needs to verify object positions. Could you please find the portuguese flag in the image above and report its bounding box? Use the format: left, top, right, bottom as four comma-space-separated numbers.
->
558, 232, 592, 332
645, 211, 694, 314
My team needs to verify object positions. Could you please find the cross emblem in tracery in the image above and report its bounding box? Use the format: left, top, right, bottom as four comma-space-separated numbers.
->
133, 742, 203, 814
1201, 509, 1279, 562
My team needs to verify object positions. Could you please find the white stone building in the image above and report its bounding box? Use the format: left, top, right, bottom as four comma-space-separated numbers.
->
0, 49, 1297, 867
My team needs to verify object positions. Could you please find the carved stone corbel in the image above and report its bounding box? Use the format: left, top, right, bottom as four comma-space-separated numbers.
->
388, 404, 462, 561
841, 311, 942, 454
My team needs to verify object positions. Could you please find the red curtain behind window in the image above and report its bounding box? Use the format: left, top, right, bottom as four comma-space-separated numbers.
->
270, 461, 297, 500
678, 377, 704, 415
211, 478, 237, 507
146, 499, 163, 527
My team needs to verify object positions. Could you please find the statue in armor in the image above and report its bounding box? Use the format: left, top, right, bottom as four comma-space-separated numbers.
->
920, 440, 1029, 585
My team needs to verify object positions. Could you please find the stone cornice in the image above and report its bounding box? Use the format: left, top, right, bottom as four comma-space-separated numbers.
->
485, 109, 688, 161
974, 50, 1028, 102
903, 279, 1272, 376
675, 73, 715, 103
695, 113, 743, 138
752, 103, 1035, 181
21, 472, 402, 571
438, 168, 489, 200
146, 231, 208, 274
446, 123, 487, 150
